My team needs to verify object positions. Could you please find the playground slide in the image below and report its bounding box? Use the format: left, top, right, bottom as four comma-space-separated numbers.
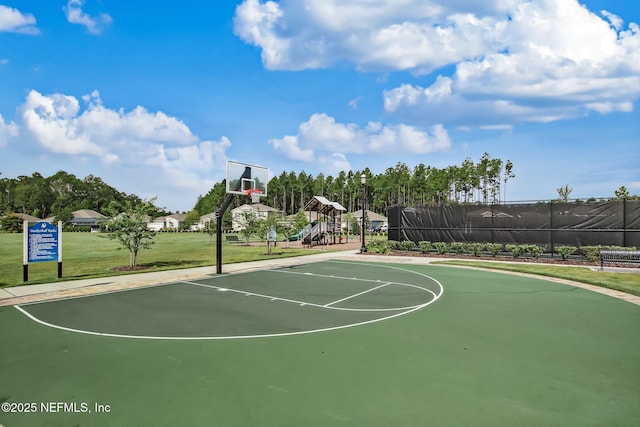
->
288, 221, 316, 241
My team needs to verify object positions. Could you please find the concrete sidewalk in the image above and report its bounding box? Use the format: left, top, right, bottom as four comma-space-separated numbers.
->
2, 251, 638, 307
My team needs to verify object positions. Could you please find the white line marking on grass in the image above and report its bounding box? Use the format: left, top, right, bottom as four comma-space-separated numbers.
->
324, 282, 391, 307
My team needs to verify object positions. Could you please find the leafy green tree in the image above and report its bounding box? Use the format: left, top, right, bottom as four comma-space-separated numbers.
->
238, 210, 260, 244
53, 207, 74, 225
614, 185, 630, 200
0, 214, 23, 232
503, 160, 515, 202
556, 184, 572, 202
293, 209, 309, 231
277, 218, 296, 247
104, 200, 157, 267
183, 210, 200, 230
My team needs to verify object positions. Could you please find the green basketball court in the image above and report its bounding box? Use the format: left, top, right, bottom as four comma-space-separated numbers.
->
1, 260, 639, 426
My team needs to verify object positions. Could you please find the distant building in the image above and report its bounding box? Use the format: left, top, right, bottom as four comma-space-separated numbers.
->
231, 203, 281, 231
146, 213, 187, 231
191, 212, 217, 231
348, 210, 388, 231
2, 212, 42, 223
42, 209, 106, 232
165, 213, 186, 230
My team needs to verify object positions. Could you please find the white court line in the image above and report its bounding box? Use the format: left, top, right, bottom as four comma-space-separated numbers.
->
182, 280, 424, 312
324, 282, 391, 307
14, 262, 445, 340
183, 280, 322, 308
268, 269, 390, 285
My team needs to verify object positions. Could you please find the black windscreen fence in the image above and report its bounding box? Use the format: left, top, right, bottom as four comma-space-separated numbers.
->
388, 200, 640, 250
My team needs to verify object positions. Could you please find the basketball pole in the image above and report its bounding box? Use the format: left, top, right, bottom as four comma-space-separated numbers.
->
215, 166, 252, 274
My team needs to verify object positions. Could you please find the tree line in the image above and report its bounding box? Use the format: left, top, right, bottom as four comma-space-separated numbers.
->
195, 153, 515, 216
0, 171, 168, 221
4, 151, 638, 226
1, 153, 517, 221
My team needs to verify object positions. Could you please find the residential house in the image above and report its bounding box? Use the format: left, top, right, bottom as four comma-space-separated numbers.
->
347, 209, 388, 231
165, 213, 187, 230
66, 209, 106, 232
146, 216, 167, 231
191, 212, 217, 231
2, 212, 42, 223
231, 203, 281, 231
146, 213, 187, 231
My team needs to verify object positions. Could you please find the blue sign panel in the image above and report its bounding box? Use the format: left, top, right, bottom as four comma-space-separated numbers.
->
27, 221, 59, 263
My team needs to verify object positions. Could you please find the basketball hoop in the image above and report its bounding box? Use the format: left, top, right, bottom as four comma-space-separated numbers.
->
245, 189, 263, 204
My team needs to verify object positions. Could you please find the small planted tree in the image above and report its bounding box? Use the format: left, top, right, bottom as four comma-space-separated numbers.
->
238, 210, 260, 244
277, 218, 296, 248
105, 200, 157, 267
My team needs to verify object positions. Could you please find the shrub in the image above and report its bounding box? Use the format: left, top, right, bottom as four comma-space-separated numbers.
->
449, 242, 466, 254
579, 246, 601, 262
400, 240, 417, 251
433, 242, 449, 255
468, 242, 486, 257
387, 240, 401, 250
485, 243, 503, 257
366, 240, 390, 254
506, 244, 526, 258
418, 241, 432, 254
526, 244, 545, 259
555, 246, 576, 261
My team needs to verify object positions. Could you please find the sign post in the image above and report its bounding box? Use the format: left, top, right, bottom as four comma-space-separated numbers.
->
23, 221, 63, 281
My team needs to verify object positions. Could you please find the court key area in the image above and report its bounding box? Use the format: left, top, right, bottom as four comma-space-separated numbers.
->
15, 260, 443, 339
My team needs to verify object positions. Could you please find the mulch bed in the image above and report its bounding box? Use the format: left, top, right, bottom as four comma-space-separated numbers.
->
368, 250, 640, 269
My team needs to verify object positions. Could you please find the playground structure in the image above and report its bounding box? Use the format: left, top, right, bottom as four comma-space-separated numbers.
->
294, 196, 347, 247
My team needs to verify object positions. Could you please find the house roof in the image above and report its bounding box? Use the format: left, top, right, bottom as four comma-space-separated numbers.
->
349, 210, 387, 221
168, 213, 187, 221
199, 212, 217, 221
72, 209, 106, 219
2, 212, 42, 222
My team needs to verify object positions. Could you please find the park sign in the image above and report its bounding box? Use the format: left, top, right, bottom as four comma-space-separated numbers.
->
23, 221, 63, 281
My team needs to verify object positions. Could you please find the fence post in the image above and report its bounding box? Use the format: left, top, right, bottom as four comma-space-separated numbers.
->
623, 198, 627, 248
549, 201, 554, 255
490, 203, 495, 244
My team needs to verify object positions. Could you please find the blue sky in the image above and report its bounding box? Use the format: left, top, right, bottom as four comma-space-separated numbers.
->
1, 0, 638, 212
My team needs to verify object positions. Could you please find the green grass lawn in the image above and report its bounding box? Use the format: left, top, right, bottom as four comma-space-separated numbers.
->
0, 232, 332, 288
434, 260, 640, 297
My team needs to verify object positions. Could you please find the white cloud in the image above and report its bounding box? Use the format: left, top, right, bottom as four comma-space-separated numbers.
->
0, 114, 19, 147
64, 0, 112, 35
15, 90, 231, 209
0, 5, 38, 34
601, 10, 624, 31
269, 113, 450, 162
235, 0, 640, 128
383, 1, 640, 127
234, 0, 508, 73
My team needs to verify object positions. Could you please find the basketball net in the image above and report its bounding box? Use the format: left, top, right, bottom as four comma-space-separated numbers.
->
245, 189, 263, 204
